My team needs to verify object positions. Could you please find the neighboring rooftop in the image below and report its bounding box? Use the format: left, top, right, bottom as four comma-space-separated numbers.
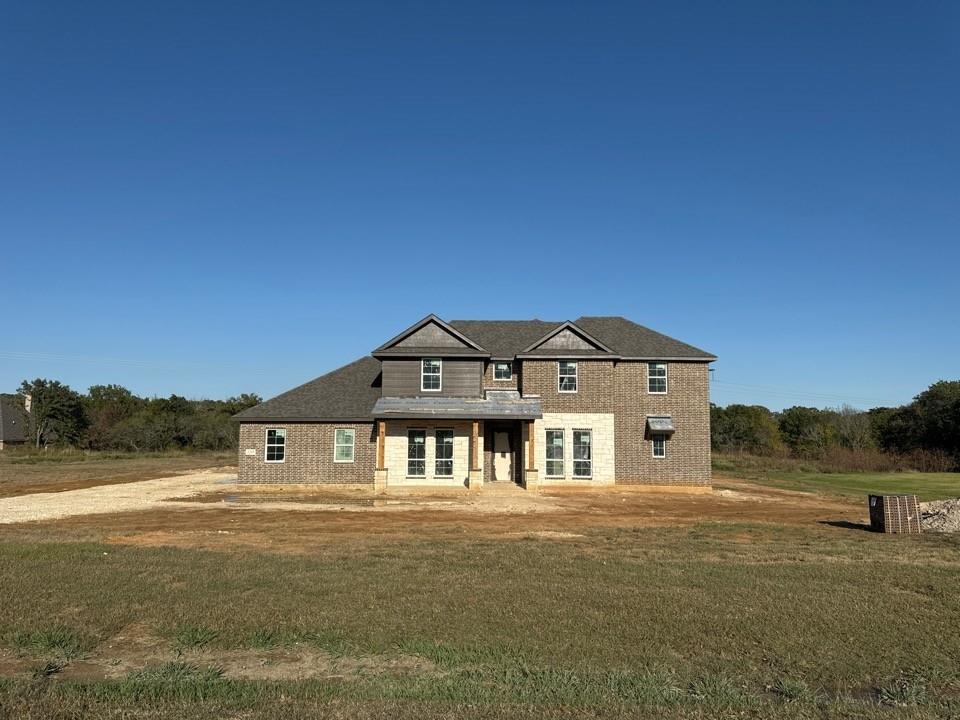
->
0, 395, 28, 444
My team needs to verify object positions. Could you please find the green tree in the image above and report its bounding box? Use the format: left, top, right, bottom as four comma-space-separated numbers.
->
83, 384, 142, 449
711, 404, 781, 454
778, 406, 835, 455
18, 378, 87, 448
913, 381, 960, 456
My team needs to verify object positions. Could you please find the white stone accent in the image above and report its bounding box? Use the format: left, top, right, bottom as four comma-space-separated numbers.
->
383, 420, 478, 487
533, 413, 615, 485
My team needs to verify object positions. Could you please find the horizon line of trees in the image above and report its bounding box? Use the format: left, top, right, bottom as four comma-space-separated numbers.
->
6, 379, 261, 452
712, 380, 960, 472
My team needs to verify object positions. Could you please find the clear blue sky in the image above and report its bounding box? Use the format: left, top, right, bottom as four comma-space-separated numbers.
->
2, 1, 957, 411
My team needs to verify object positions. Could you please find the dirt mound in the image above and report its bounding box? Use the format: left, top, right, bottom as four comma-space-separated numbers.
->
920, 498, 960, 533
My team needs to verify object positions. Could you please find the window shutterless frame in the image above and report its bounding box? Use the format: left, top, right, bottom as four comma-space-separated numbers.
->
648, 363, 667, 394
421, 358, 442, 392
333, 428, 355, 463
435, 428, 454, 477
558, 361, 578, 393
545, 429, 564, 477
264, 428, 286, 463
493, 362, 513, 381
572, 429, 592, 477
652, 434, 667, 458
407, 429, 426, 477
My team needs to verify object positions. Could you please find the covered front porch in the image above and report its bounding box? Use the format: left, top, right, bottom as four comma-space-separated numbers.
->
370, 392, 542, 492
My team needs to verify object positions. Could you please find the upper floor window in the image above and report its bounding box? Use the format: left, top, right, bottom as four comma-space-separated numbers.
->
648, 363, 667, 394
494, 362, 513, 381
421, 358, 442, 391
558, 361, 578, 393
265, 428, 286, 462
334, 428, 355, 463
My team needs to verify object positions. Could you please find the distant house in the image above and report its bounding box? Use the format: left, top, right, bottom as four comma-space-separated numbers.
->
234, 315, 716, 491
0, 395, 28, 450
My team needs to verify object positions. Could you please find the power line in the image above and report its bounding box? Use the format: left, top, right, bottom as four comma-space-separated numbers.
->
711, 380, 889, 407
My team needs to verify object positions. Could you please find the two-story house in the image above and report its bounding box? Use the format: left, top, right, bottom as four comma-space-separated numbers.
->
234, 315, 716, 491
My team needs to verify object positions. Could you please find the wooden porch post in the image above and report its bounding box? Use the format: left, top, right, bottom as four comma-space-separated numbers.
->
471, 420, 479, 471
527, 420, 535, 470
377, 420, 385, 470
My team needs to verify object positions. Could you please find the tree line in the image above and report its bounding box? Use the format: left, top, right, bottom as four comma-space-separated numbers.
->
711, 380, 960, 472
7, 379, 261, 451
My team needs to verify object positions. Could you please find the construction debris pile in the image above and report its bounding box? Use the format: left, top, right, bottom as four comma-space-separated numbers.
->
920, 498, 960, 533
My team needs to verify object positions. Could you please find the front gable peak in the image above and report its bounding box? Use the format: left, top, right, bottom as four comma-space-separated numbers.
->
373, 315, 489, 357
519, 321, 617, 357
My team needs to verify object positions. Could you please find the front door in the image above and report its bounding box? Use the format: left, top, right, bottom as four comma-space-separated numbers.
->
493, 431, 512, 482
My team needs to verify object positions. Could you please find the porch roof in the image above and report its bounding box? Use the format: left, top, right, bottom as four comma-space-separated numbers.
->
372, 392, 542, 421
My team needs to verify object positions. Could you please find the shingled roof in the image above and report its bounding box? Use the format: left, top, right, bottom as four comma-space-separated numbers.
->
450, 317, 715, 360
235, 316, 714, 422
233, 357, 382, 422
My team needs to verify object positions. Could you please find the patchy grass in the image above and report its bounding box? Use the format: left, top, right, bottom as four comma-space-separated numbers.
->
0, 451, 235, 497
0, 523, 958, 716
715, 454, 960, 501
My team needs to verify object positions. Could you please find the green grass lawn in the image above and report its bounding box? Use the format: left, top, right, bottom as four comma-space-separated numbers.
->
714, 454, 960, 501
757, 470, 960, 501
1, 524, 959, 718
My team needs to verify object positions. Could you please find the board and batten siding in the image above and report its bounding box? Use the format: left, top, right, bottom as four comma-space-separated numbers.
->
380, 359, 482, 398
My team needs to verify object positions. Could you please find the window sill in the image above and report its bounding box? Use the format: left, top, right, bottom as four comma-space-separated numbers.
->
264, 460, 285, 464
647, 391, 668, 395
333, 460, 355, 464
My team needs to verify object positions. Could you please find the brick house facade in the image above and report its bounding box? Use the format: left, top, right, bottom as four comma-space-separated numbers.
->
235, 315, 716, 490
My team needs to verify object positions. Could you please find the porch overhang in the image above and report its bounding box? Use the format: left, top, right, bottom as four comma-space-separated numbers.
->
372, 392, 542, 421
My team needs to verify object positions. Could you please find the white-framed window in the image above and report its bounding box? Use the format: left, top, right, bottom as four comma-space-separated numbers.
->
421, 358, 442, 391
493, 362, 513, 381
572, 429, 592, 477
545, 429, 564, 477
334, 428, 355, 463
407, 429, 426, 476
652, 434, 667, 458
435, 429, 454, 477
265, 428, 286, 462
648, 363, 667, 394
558, 361, 578, 393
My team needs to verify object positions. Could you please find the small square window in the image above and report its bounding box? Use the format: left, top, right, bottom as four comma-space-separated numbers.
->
648, 363, 667, 394
558, 361, 578, 393
493, 362, 513, 381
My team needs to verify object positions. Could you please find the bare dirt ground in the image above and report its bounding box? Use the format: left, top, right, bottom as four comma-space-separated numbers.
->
0, 622, 437, 683
0, 453, 235, 497
0, 470, 865, 552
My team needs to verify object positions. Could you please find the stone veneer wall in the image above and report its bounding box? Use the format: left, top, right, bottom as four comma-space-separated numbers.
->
533, 413, 615, 485
521, 360, 711, 485
382, 420, 479, 487
237, 422, 376, 484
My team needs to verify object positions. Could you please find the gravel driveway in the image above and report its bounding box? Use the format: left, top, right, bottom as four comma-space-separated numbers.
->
0, 470, 235, 524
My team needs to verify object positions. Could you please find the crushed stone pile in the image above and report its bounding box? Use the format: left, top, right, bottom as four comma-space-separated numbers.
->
920, 498, 960, 533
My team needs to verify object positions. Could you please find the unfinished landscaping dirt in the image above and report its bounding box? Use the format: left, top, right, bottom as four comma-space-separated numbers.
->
0, 472, 867, 555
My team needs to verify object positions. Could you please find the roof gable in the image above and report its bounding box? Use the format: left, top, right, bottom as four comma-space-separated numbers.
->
373, 315, 488, 357
520, 321, 616, 357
